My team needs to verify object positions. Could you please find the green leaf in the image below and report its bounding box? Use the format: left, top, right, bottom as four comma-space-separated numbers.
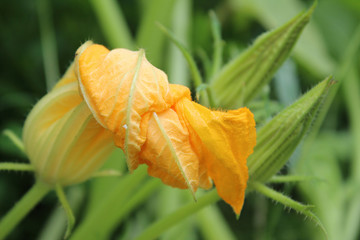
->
86, 149, 127, 214
90, 0, 134, 49
197, 204, 236, 240
102, 179, 161, 240
37, 0, 60, 90
210, 2, 316, 107
134, 190, 220, 240
248, 76, 334, 182
71, 166, 148, 240
157, 23, 214, 107
295, 134, 344, 240
166, 0, 192, 86
196, 48, 212, 81
136, 0, 176, 67
156, 187, 196, 240
157, 23, 203, 89
341, 62, 360, 240
304, 22, 360, 141
209, 11, 224, 78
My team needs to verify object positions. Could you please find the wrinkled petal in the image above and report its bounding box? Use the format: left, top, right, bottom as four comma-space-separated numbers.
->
178, 98, 256, 214
75, 43, 179, 170
140, 109, 199, 194
173, 99, 212, 190
74, 42, 257, 214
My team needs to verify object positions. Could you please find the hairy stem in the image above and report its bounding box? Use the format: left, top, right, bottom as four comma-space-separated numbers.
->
0, 181, 52, 239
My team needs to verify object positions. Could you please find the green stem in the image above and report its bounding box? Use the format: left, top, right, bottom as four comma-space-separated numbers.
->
269, 175, 312, 184
36, 0, 60, 91
157, 23, 215, 107
38, 185, 85, 240
0, 163, 34, 172
102, 179, 162, 239
157, 24, 203, 88
90, 0, 134, 49
55, 185, 75, 239
209, 11, 223, 79
134, 190, 220, 240
136, 0, 176, 67
3, 130, 25, 153
249, 182, 311, 212
197, 204, 236, 240
156, 187, 194, 240
0, 181, 52, 239
71, 167, 148, 240
249, 181, 328, 238
167, 0, 191, 86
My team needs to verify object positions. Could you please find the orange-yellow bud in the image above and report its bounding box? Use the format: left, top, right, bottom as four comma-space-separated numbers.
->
23, 61, 115, 186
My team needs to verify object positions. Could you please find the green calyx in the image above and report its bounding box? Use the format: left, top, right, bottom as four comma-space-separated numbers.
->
248, 76, 334, 182
210, 2, 316, 107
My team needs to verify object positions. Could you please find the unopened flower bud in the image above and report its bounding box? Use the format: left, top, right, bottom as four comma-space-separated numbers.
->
23, 60, 115, 186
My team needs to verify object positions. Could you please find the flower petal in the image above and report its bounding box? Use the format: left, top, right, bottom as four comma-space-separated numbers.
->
179, 98, 256, 214
76, 44, 177, 170
140, 110, 199, 196
23, 82, 114, 186
53, 62, 77, 90
173, 99, 212, 190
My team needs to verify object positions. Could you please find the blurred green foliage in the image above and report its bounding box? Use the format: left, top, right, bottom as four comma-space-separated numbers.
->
1, 0, 360, 239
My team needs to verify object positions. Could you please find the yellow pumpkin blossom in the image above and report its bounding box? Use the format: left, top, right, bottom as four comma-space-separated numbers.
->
75, 41, 256, 214
23, 60, 115, 186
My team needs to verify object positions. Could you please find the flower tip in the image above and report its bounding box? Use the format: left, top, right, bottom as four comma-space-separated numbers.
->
138, 48, 145, 55
231, 201, 244, 217
190, 187, 197, 202
75, 40, 93, 58
74, 42, 110, 129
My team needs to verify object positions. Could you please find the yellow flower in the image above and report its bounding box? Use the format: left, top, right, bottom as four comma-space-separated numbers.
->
75, 42, 256, 214
22, 55, 115, 186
